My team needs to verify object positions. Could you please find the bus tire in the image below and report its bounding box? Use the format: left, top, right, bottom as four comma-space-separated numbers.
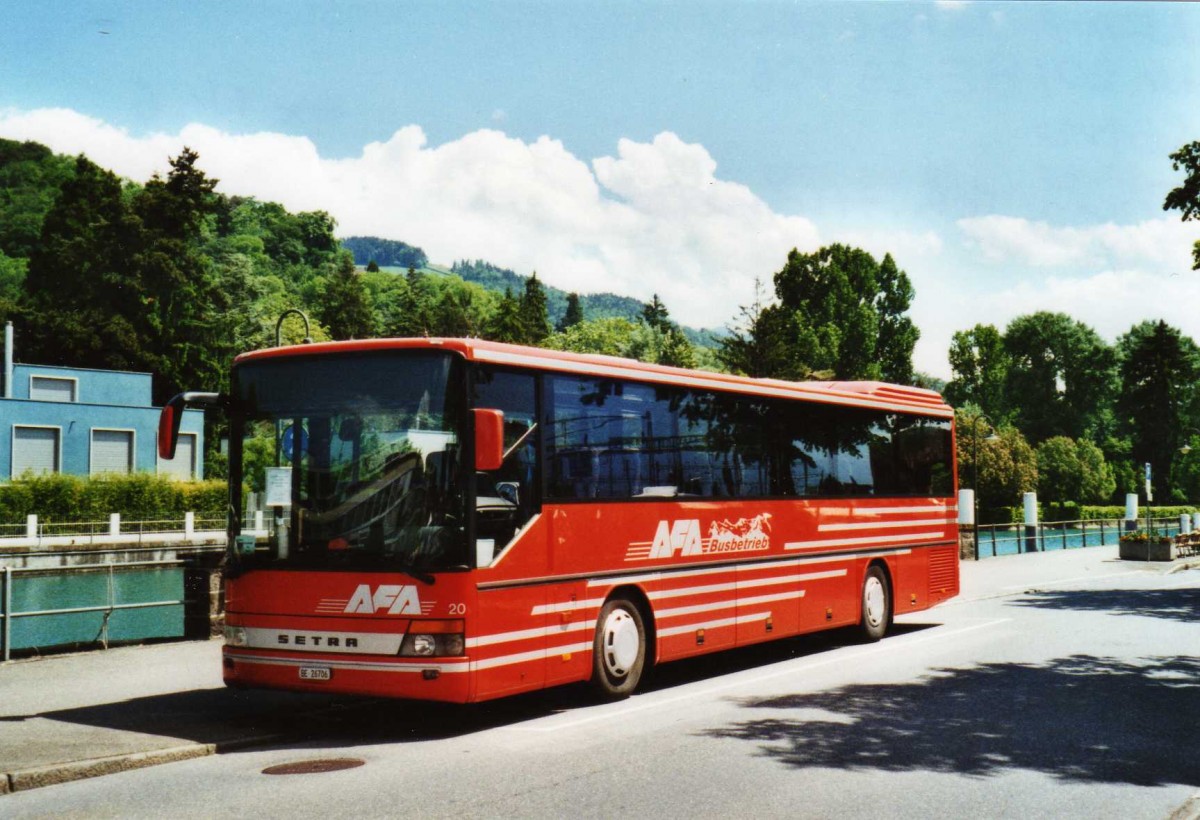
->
859, 565, 890, 642
591, 596, 646, 698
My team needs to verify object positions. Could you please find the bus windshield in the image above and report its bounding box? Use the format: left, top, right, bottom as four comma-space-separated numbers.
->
230, 350, 468, 572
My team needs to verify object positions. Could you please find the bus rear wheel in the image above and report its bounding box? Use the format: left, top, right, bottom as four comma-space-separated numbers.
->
859, 565, 891, 642
591, 597, 646, 698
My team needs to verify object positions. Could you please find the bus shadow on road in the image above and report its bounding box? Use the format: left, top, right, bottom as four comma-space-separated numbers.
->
703, 653, 1200, 787
1012, 586, 1200, 622
283, 624, 943, 747
25, 624, 943, 755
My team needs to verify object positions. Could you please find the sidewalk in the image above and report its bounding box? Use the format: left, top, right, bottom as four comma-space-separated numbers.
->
1, 548, 1196, 795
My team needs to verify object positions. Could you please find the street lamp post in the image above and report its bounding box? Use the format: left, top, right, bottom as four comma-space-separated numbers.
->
971, 414, 999, 561
971, 415, 985, 561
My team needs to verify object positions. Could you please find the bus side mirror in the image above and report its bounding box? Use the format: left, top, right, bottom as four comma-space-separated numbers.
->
159, 395, 187, 460
474, 408, 505, 472
159, 391, 227, 459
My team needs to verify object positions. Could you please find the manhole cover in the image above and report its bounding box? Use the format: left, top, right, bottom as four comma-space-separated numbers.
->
262, 758, 365, 776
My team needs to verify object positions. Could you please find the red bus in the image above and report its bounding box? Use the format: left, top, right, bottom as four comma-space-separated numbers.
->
159, 338, 959, 702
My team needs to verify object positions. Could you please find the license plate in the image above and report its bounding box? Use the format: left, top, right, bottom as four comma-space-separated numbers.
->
299, 666, 331, 681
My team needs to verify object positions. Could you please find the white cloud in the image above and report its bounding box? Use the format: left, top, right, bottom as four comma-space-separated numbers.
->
0, 107, 830, 329
957, 214, 1196, 275
911, 265, 1200, 381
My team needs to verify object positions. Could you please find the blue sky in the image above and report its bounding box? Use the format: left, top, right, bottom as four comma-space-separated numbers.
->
2, 1, 1199, 378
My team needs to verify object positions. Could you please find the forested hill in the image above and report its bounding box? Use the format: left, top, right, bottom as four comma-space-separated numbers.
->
449, 259, 660, 332
342, 243, 715, 344
341, 236, 428, 270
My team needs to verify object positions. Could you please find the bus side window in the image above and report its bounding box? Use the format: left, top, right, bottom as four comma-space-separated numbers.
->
473, 368, 538, 555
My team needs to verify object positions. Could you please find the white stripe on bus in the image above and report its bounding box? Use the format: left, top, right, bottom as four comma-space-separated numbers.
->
818, 518, 957, 532
657, 611, 770, 638
784, 531, 944, 550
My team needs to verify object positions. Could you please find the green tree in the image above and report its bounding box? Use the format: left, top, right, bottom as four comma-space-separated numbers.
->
1163, 140, 1200, 270
717, 277, 803, 379
519, 272, 551, 344
366, 260, 380, 273
945, 324, 1009, 420
1076, 439, 1117, 503
557, 292, 584, 332
956, 407, 1037, 510
764, 245, 921, 382
874, 253, 920, 384
1002, 312, 1115, 444
1115, 320, 1200, 501
317, 251, 376, 340
641, 294, 671, 331
134, 147, 243, 400
0, 138, 76, 259
22, 154, 149, 373
1036, 436, 1082, 503
488, 287, 526, 344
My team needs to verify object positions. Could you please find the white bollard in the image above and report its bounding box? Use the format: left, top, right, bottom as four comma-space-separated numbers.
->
254, 510, 265, 534
185, 511, 195, 539
109, 513, 120, 537
958, 489, 975, 526
1125, 493, 1139, 533
1023, 492, 1038, 553
1181, 513, 1191, 535
26, 514, 36, 539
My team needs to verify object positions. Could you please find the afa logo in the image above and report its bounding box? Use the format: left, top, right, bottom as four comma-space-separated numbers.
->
632, 513, 773, 561
344, 584, 423, 615
649, 519, 704, 559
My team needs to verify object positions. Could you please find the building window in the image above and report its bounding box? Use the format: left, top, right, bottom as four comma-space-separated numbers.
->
157, 432, 197, 480
29, 375, 78, 403
12, 426, 61, 477
90, 429, 135, 475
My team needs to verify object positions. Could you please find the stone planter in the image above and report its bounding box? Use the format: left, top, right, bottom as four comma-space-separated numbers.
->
1118, 539, 1176, 561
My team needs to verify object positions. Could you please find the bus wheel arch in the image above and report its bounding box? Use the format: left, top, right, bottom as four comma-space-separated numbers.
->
858, 561, 893, 642
590, 586, 654, 699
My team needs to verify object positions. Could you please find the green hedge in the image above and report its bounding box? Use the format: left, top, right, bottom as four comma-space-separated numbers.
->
0, 474, 229, 526
980, 503, 1198, 525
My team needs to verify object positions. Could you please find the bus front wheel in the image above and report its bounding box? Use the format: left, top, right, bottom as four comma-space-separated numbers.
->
591, 597, 646, 698
859, 565, 891, 642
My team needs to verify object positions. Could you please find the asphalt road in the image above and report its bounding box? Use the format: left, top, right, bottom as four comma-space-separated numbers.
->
5, 564, 1199, 819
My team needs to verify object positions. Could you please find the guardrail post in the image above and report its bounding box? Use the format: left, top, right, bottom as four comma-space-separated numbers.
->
25, 514, 36, 541
109, 513, 120, 538
185, 512, 195, 540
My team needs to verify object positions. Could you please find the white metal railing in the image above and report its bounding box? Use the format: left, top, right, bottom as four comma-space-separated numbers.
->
0, 513, 268, 550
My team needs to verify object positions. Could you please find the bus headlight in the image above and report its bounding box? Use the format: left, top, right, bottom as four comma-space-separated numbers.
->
224, 626, 247, 647
400, 633, 465, 657
405, 634, 437, 656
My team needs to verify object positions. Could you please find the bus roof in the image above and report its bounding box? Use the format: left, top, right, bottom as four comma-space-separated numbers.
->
235, 337, 954, 418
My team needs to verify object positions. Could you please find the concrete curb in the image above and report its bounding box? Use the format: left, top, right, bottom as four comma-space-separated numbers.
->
2, 734, 287, 794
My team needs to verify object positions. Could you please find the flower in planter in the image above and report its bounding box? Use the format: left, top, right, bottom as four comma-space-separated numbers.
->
1119, 530, 1172, 545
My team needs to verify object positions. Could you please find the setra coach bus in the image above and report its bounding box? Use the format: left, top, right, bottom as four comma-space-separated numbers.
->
159, 337, 959, 702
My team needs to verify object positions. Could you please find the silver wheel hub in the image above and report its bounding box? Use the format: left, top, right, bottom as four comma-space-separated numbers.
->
602, 609, 639, 677
864, 576, 886, 628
